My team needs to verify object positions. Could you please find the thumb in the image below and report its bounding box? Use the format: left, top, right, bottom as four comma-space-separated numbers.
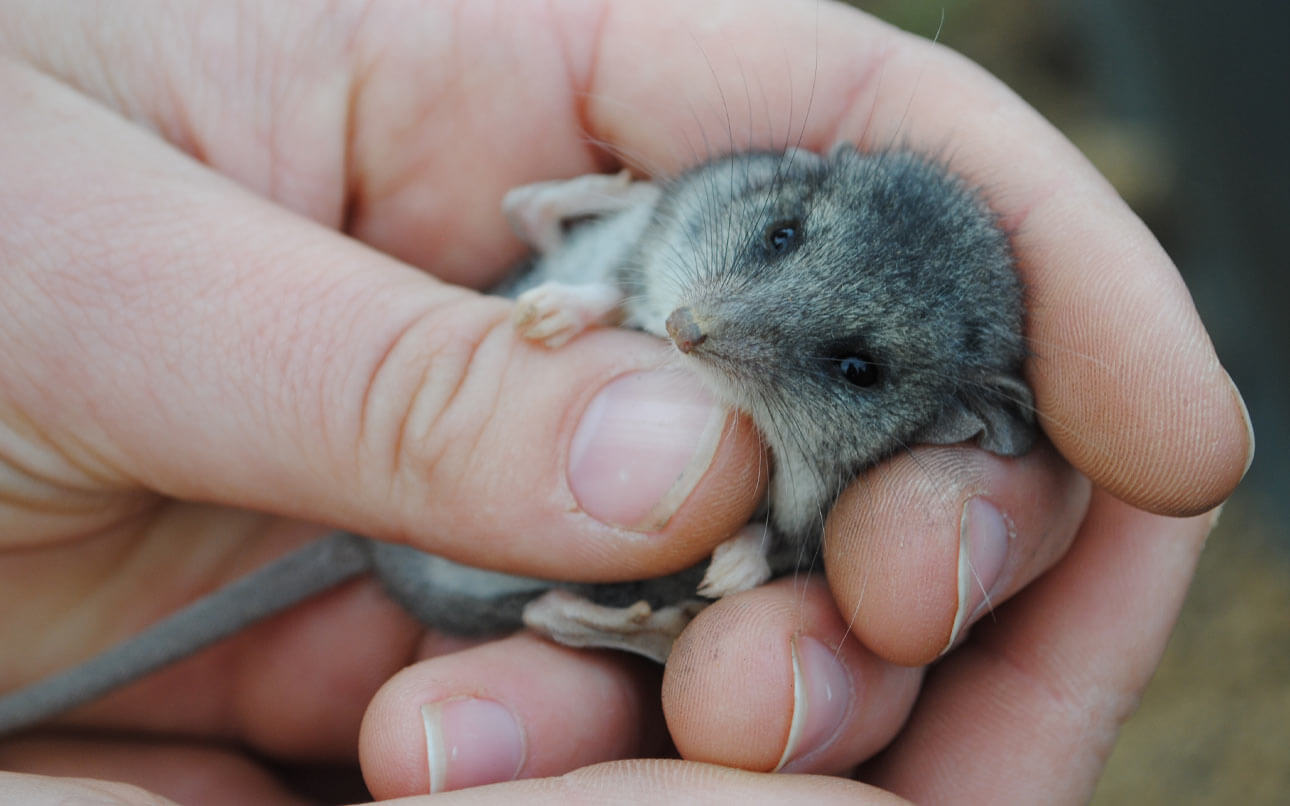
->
0, 62, 764, 579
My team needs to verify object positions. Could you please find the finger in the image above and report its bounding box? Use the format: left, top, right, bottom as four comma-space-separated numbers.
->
0, 61, 764, 576
359, 633, 667, 798
0, 736, 310, 806
825, 441, 1092, 666
662, 577, 922, 775
389, 759, 909, 805
862, 493, 1214, 802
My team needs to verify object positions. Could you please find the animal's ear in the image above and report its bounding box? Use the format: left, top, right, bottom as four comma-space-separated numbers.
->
915, 374, 1037, 457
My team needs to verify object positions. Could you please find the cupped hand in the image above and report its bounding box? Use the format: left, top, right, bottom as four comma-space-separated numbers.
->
0, 1, 1252, 805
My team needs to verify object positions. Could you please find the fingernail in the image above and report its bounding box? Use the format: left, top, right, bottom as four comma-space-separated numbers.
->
421, 698, 525, 794
775, 636, 853, 773
569, 369, 727, 531
1224, 370, 1255, 478
943, 497, 1013, 655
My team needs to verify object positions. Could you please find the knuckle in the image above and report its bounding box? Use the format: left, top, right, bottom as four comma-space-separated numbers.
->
352, 292, 513, 514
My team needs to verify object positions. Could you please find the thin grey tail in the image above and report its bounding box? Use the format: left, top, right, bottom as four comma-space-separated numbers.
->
0, 531, 373, 737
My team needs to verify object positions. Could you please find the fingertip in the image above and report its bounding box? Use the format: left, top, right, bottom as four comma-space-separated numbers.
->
1172, 366, 1255, 513
554, 346, 768, 561
379, 322, 766, 581
566, 368, 728, 532
864, 493, 1215, 803
1016, 188, 1253, 519
663, 578, 921, 776
825, 443, 1089, 667
359, 634, 664, 799
1229, 370, 1257, 480
825, 469, 958, 666
1036, 353, 1252, 518
419, 698, 526, 794
663, 590, 791, 772
648, 404, 767, 568
774, 635, 854, 773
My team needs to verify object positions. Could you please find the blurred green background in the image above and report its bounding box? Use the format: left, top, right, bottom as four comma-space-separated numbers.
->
854, 1, 1289, 802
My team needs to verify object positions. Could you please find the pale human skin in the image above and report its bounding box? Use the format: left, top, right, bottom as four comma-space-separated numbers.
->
0, 1, 1252, 804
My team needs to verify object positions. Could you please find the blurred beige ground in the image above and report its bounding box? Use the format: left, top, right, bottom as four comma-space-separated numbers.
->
1093, 496, 1290, 804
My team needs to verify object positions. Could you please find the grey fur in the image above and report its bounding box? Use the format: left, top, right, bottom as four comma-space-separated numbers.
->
0, 146, 1033, 736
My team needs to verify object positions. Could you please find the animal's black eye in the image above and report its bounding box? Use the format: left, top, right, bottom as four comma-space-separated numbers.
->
838, 354, 880, 387
764, 219, 801, 254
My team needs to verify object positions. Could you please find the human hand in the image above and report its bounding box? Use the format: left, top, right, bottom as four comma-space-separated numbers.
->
1, 0, 767, 796
0, 2, 1252, 805
359, 1, 1249, 801
531, 2, 1243, 802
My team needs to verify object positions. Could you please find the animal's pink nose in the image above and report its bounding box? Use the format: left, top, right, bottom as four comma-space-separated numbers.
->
666, 307, 707, 354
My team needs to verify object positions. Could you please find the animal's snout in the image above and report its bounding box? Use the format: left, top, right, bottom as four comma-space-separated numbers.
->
666, 307, 707, 354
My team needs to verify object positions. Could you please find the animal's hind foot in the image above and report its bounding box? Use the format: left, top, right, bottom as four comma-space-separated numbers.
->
503, 169, 645, 254
522, 589, 706, 663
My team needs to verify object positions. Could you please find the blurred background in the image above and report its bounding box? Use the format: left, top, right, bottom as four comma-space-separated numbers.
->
854, 0, 1288, 802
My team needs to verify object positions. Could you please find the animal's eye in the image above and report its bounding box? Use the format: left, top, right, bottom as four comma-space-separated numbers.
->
764, 219, 801, 254
838, 354, 880, 387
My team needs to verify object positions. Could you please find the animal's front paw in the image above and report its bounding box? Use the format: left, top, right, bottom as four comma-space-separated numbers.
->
697, 524, 773, 599
512, 282, 623, 347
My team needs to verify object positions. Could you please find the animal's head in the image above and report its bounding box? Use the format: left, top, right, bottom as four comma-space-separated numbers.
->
626, 145, 1034, 540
